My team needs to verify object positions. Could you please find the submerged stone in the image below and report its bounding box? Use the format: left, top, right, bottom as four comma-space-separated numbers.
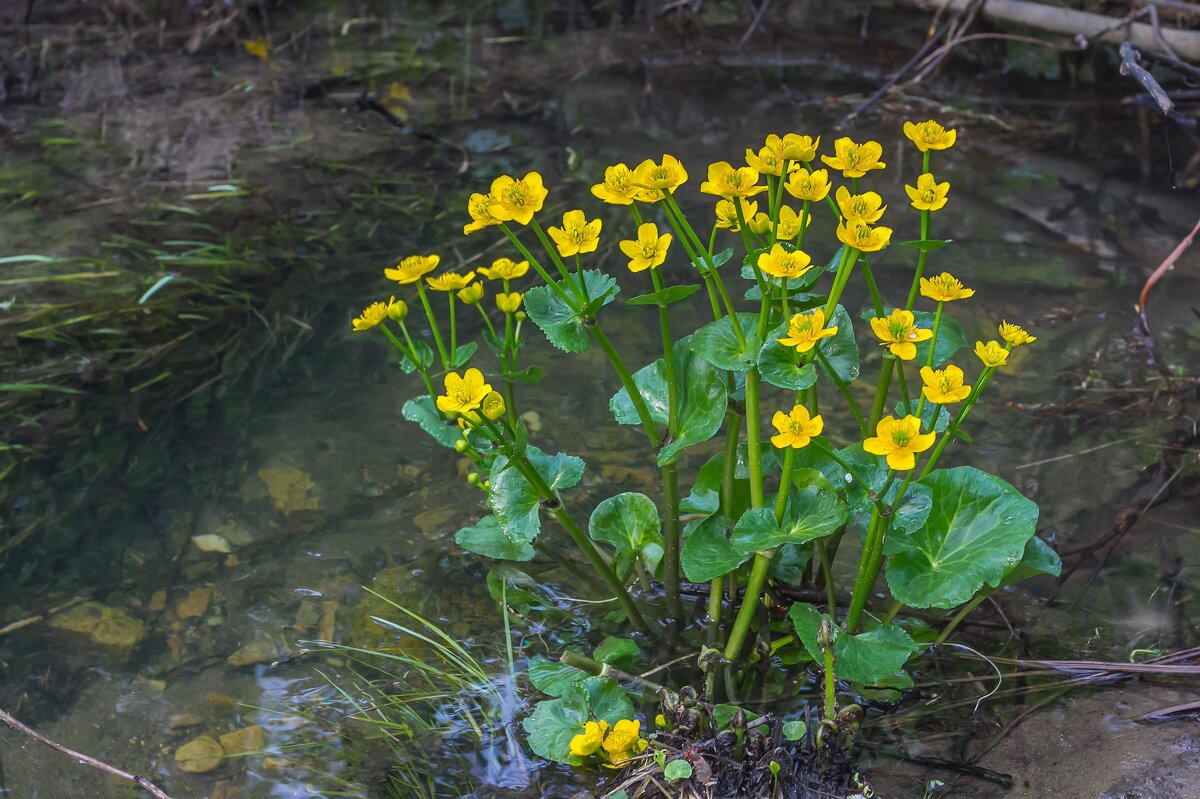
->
226, 636, 279, 667
176, 587, 213, 619
175, 735, 223, 773
48, 602, 146, 656
219, 724, 266, 755
190, 534, 232, 554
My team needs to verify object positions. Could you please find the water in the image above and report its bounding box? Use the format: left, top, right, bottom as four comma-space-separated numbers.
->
2, 6, 1199, 798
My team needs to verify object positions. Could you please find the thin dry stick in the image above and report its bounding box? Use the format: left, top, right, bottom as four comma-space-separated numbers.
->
0, 708, 176, 799
1136, 213, 1200, 325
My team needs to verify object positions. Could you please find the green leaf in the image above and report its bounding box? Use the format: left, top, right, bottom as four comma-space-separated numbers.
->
449, 342, 477, 369
486, 565, 543, 614
594, 637, 641, 670
899, 239, 952, 252
524, 270, 618, 353
455, 516, 535, 561
731, 471, 847, 554
528, 654, 589, 697
625, 283, 702, 307
711, 704, 761, 728
888, 482, 933, 535
768, 542, 812, 583
610, 335, 727, 466
895, 398, 951, 433
398, 340, 434, 374
586, 676, 634, 724
998, 535, 1061, 588
401, 396, 461, 448
681, 514, 748, 582
502, 365, 543, 384
788, 603, 918, 684
695, 247, 734, 272
679, 447, 752, 517
758, 323, 817, 391
488, 445, 585, 545
816, 305, 859, 384
589, 493, 663, 578
690, 313, 761, 372
522, 685, 589, 765
782, 720, 807, 742
885, 466, 1040, 609
912, 310, 965, 367
664, 760, 694, 782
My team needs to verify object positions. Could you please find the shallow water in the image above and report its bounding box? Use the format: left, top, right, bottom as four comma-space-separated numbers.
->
2, 7, 1199, 799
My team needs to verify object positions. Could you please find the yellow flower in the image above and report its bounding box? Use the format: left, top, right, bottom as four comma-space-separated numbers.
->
457, 281, 484, 304
385, 254, 440, 284
602, 719, 648, 767
975, 340, 1009, 368
436, 368, 492, 416
903, 119, 958, 152
905, 172, 951, 212
242, 37, 271, 61
770, 405, 825, 449
481, 391, 506, 421
784, 168, 831, 203
836, 219, 892, 253
919, 364, 971, 404
999, 321, 1036, 347
919, 272, 974, 302
619, 222, 672, 273
746, 212, 773, 238
488, 172, 548, 226
715, 198, 757, 231
496, 291, 523, 314
547, 210, 602, 257
478, 258, 529, 281
351, 300, 391, 332
744, 146, 796, 177
426, 271, 476, 292
464, 192, 503, 235
863, 415, 936, 471
835, 186, 887, 224
770, 133, 820, 163
757, 243, 813, 280
769, 205, 811, 242
820, 137, 886, 178
870, 309, 933, 361
632, 154, 688, 200
591, 163, 640, 205
387, 296, 408, 321
699, 161, 766, 199
778, 308, 837, 353
569, 720, 609, 758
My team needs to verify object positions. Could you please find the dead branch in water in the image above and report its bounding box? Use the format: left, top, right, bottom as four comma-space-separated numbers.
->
0, 707, 176, 799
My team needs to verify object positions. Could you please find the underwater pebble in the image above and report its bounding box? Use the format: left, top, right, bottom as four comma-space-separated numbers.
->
218, 724, 265, 755
167, 713, 205, 729
190, 534, 232, 554
47, 602, 146, 656
147, 589, 168, 612
174, 735, 223, 773
226, 636, 278, 668
175, 587, 213, 619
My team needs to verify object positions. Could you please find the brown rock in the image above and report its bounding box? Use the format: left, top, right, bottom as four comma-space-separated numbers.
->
168, 713, 205, 729
218, 725, 265, 756
147, 589, 168, 613
175, 735, 223, 773
210, 780, 241, 799
226, 636, 278, 668
47, 602, 146, 657
317, 601, 339, 643
176, 587, 213, 619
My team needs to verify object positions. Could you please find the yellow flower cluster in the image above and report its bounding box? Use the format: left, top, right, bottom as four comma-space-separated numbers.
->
568, 719, 648, 768
435, 368, 506, 425
351, 296, 406, 332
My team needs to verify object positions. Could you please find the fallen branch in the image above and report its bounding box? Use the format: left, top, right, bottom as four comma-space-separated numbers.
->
1119, 41, 1197, 128
0, 707, 176, 799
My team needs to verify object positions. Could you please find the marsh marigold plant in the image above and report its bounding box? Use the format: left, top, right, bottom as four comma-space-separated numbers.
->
352, 118, 1057, 792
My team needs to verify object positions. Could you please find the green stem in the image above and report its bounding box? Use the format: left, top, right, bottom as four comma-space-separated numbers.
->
662, 463, 683, 622
590, 323, 662, 448
821, 247, 859, 322
500, 223, 578, 310
650, 270, 679, 430
858, 256, 886, 317
744, 369, 765, 509
845, 508, 885, 632
474, 302, 499, 345
723, 550, 773, 662
448, 294, 457, 362
935, 592, 990, 645
774, 446, 795, 521
816, 540, 837, 615
814, 348, 866, 435
512, 454, 648, 632
530, 219, 573, 284
919, 366, 996, 478
823, 639, 837, 720
915, 301, 944, 418
868, 356, 895, 432
905, 211, 932, 310
416, 282, 449, 369
380, 323, 435, 398
658, 198, 726, 327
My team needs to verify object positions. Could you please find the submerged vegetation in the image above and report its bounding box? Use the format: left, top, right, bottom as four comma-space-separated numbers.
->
355, 120, 1065, 795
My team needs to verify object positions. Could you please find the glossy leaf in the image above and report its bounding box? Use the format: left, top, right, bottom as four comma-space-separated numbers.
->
690, 313, 761, 372
695, 247, 734, 272
899, 239, 952, 252
913, 310, 965, 367
449, 342, 477, 369
589, 493, 663, 579
681, 514, 748, 582
456, 515, 535, 561
593, 637, 641, 670
788, 602, 918, 684
398, 340, 434, 374
489, 445, 585, 545
524, 270, 618, 353
679, 447, 752, 517
522, 684, 589, 765
611, 335, 727, 466
815, 305, 859, 384
731, 470, 847, 554
885, 466, 1040, 609
401, 396, 461, 448
528, 654, 589, 697
997, 535, 1061, 588
758, 323, 817, 391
